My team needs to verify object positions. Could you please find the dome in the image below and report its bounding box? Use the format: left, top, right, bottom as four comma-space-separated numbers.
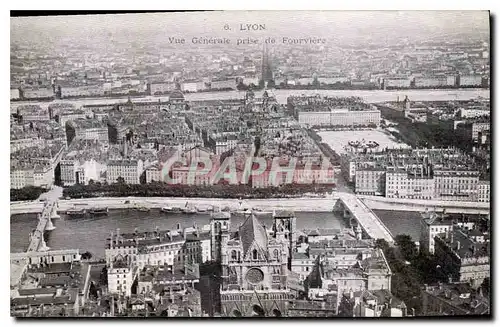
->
169, 90, 185, 100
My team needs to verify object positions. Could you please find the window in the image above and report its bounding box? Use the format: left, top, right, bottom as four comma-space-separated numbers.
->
231, 250, 237, 261
253, 249, 258, 260
273, 249, 279, 259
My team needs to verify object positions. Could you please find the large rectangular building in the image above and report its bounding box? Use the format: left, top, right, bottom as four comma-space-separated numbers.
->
298, 109, 381, 128
106, 159, 144, 185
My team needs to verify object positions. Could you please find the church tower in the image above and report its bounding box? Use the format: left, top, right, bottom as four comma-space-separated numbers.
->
210, 212, 231, 262
260, 43, 273, 84
272, 210, 297, 270
403, 95, 411, 118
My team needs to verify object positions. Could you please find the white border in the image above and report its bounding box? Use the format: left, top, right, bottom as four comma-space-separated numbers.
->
3, 2, 498, 327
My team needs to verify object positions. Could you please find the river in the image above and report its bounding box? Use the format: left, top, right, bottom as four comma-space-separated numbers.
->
10, 210, 348, 258
10, 88, 489, 112
10, 208, 425, 258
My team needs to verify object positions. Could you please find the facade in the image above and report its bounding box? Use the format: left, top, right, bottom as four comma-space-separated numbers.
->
215, 211, 297, 317
10, 250, 87, 317
106, 159, 144, 184
22, 87, 54, 99
414, 76, 455, 88
145, 164, 162, 183
210, 79, 236, 90
11, 88, 20, 100
65, 119, 109, 145
458, 75, 483, 87
105, 228, 211, 272
338, 289, 407, 317
471, 122, 490, 141
460, 108, 489, 119
477, 180, 490, 203
419, 210, 481, 255
59, 112, 88, 127
11, 164, 54, 189
60, 84, 105, 98
433, 169, 479, 202
384, 78, 412, 88
149, 82, 176, 95
434, 228, 490, 288
422, 283, 490, 316
385, 169, 435, 200
297, 110, 381, 127
305, 247, 392, 299
291, 252, 314, 282
60, 159, 106, 186
108, 255, 136, 297
355, 168, 386, 196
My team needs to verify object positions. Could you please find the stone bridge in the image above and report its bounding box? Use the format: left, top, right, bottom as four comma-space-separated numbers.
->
26, 200, 60, 252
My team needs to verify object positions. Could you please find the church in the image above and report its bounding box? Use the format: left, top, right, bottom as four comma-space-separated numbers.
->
211, 210, 298, 317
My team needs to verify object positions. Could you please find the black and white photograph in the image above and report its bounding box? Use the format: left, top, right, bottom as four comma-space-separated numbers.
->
9, 10, 491, 318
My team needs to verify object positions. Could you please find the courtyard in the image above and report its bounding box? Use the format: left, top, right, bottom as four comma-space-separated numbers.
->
317, 128, 411, 155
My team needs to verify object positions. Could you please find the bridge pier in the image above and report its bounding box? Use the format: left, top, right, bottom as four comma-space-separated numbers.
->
38, 234, 50, 252
50, 203, 60, 219
46, 218, 56, 231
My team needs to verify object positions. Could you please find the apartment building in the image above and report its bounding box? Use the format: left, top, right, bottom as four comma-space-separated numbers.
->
22, 87, 54, 99
385, 169, 435, 200
105, 228, 211, 274
477, 180, 490, 203
106, 159, 144, 184
434, 228, 490, 288
355, 168, 386, 196
422, 283, 489, 316
297, 109, 381, 127
148, 81, 176, 95
419, 211, 477, 255
60, 84, 105, 98
414, 76, 456, 88
433, 169, 479, 202
471, 122, 490, 141
66, 119, 109, 145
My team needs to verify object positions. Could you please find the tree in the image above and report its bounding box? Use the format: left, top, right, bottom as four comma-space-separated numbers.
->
395, 234, 418, 261
375, 239, 390, 252
481, 277, 490, 294
116, 176, 126, 184
100, 267, 108, 286
81, 251, 93, 260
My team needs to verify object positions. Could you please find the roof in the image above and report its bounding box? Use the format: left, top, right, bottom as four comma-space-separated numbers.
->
292, 252, 310, 260
273, 210, 295, 218
239, 214, 268, 256
18, 288, 57, 296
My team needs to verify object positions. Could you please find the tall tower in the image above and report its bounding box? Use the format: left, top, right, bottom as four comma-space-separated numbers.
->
261, 43, 273, 83
272, 210, 297, 270
210, 212, 231, 262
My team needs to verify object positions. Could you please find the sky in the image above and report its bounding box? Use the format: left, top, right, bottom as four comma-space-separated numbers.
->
11, 11, 490, 45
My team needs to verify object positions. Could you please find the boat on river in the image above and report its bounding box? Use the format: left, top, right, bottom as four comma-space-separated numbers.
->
88, 207, 109, 217
161, 206, 182, 213
66, 208, 87, 218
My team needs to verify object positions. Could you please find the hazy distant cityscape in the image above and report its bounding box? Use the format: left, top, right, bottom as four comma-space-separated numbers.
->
10, 11, 490, 318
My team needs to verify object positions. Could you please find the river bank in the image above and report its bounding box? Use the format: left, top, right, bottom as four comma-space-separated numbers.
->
10, 195, 339, 215
10, 88, 489, 112
10, 194, 490, 216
